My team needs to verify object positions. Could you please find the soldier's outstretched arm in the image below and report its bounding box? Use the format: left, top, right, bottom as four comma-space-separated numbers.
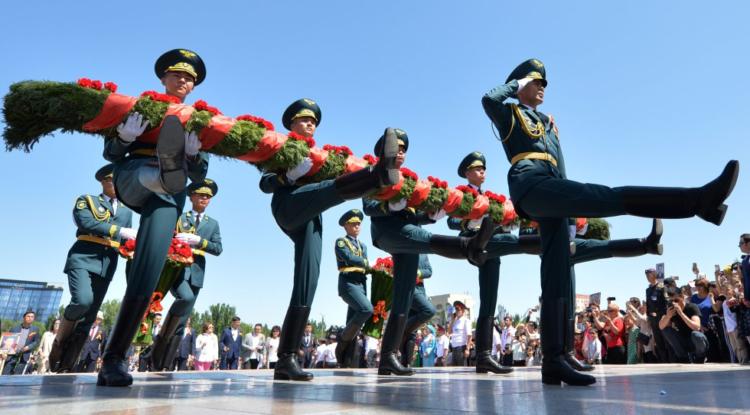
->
481, 80, 519, 118
363, 198, 389, 217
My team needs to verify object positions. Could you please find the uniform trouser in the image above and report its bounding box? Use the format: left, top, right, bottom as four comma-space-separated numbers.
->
168, 279, 201, 338
273, 180, 345, 308
371, 222, 432, 316
406, 284, 437, 332
108, 195, 181, 358
65, 270, 111, 336
338, 276, 373, 340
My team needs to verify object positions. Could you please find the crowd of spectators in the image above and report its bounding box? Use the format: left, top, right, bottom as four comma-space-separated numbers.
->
3, 234, 749, 374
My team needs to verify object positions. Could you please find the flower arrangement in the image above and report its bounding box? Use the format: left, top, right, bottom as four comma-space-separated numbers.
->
133, 237, 194, 346
362, 256, 395, 339
4, 78, 519, 222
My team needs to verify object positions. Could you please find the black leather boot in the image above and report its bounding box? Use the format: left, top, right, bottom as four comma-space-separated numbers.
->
57, 331, 88, 373
475, 316, 513, 374
150, 312, 182, 371
48, 317, 78, 372
619, 160, 738, 226
400, 333, 416, 367
157, 115, 187, 194
378, 314, 414, 376
334, 128, 400, 199
335, 322, 361, 368
606, 219, 663, 256
429, 217, 495, 266
97, 295, 151, 387
541, 299, 596, 386
274, 306, 313, 381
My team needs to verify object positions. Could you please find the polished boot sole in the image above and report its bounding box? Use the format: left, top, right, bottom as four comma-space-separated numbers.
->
96, 375, 133, 387
476, 366, 514, 374
542, 373, 596, 386
157, 115, 187, 194
273, 372, 314, 381
377, 367, 415, 376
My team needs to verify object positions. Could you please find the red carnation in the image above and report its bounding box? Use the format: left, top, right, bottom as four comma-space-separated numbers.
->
289, 131, 316, 148
103, 81, 118, 93
77, 78, 93, 88
193, 99, 222, 116
91, 80, 103, 90
236, 114, 274, 131
141, 91, 181, 104
456, 185, 478, 197
400, 167, 418, 180
363, 154, 379, 165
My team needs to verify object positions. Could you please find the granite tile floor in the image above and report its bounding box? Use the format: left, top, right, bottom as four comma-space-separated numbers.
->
1, 364, 748, 414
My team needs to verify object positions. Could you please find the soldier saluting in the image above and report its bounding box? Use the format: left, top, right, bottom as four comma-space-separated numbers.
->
481, 58, 738, 386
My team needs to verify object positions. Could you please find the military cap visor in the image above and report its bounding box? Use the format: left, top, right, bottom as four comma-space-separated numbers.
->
458, 152, 486, 178
338, 209, 364, 226
155, 49, 206, 85
282, 99, 322, 131
505, 58, 547, 87
95, 164, 115, 181
188, 179, 218, 197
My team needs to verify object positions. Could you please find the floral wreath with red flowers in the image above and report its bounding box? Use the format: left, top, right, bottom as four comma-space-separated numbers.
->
192, 99, 222, 116
77, 78, 117, 93
287, 131, 315, 148
236, 114, 274, 131
322, 144, 353, 156
140, 90, 181, 104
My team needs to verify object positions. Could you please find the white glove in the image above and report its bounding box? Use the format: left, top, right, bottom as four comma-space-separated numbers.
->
185, 131, 201, 157
568, 225, 577, 241
175, 232, 202, 246
285, 157, 314, 183
118, 227, 137, 240
388, 199, 407, 212
429, 209, 447, 221
116, 112, 149, 143
467, 218, 483, 230
517, 76, 534, 93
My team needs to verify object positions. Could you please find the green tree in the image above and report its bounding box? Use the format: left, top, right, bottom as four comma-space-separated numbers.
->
207, 303, 237, 336
99, 299, 122, 330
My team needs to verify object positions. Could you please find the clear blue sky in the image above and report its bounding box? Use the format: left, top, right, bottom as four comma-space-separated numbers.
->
1, 1, 748, 327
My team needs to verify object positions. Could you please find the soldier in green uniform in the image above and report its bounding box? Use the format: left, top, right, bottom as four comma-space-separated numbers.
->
48, 164, 134, 373
399, 254, 436, 368
334, 209, 371, 368
363, 129, 496, 377
481, 58, 738, 386
99, 49, 209, 386
150, 179, 223, 370
449, 152, 664, 374
260, 99, 402, 381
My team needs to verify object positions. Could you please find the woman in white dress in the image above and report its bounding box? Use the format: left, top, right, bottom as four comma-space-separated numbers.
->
194, 322, 219, 371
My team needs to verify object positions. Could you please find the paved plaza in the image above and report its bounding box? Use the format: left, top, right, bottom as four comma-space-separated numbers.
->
1, 364, 748, 414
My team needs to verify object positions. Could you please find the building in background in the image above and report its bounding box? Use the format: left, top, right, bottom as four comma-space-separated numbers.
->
0, 278, 63, 322
430, 293, 475, 328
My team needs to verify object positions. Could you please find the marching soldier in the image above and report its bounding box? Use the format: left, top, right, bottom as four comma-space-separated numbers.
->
99, 49, 209, 386
260, 99, 401, 381
481, 58, 738, 385
48, 164, 133, 373
334, 209, 372, 368
150, 179, 223, 370
363, 129, 495, 377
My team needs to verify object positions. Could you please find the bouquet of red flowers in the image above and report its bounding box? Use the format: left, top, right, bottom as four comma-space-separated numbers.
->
118, 238, 136, 260
133, 237, 194, 346
362, 257, 394, 339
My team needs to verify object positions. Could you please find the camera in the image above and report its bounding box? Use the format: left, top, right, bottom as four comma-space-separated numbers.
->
718, 295, 727, 302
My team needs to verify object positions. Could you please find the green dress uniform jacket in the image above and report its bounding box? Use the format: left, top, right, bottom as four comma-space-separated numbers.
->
176, 211, 223, 288
64, 194, 133, 280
